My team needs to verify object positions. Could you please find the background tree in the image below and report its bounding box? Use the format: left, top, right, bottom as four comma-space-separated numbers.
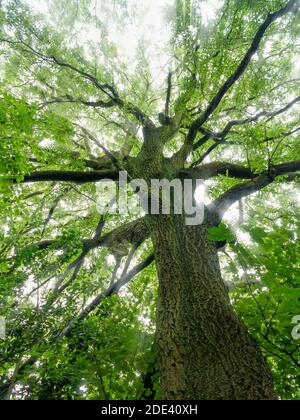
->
0, 0, 299, 400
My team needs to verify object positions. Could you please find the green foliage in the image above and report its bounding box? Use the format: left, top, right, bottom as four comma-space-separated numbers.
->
208, 223, 235, 242
0, 0, 299, 401
221, 193, 300, 400
0, 92, 38, 182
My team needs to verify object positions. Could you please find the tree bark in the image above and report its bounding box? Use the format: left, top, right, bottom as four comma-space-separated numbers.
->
148, 214, 277, 400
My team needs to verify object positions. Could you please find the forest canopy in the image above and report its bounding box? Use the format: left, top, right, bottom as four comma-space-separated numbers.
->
0, 0, 299, 400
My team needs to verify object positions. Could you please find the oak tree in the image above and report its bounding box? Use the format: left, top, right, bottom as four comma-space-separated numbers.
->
0, 0, 299, 400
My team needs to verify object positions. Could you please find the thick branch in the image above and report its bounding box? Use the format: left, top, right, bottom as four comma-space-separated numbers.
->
182, 160, 300, 181
192, 134, 211, 152
165, 72, 173, 117
90, 218, 149, 252
210, 160, 300, 222
181, 161, 254, 180
40, 95, 115, 109
187, 0, 298, 143
30, 217, 149, 256
21, 170, 119, 184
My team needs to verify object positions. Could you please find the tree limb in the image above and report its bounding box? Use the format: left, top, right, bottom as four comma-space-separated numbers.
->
29, 217, 149, 256
1, 38, 155, 128
192, 94, 300, 152
0, 252, 155, 399
205, 95, 300, 143
21, 169, 119, 184
187, 0, 298, 144
181, 161, 254, 180
39, 94, 115, 109
57, 253, 154, 339
210, 160, 300, 222
182, 160, 300, 181
165, 72, 173, 117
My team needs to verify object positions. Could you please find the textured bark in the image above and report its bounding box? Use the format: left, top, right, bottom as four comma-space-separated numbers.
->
147, 214, 277, 400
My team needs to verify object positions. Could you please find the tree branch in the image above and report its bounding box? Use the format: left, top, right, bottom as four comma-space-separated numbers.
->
0, 252, 155, 398
192, 96, 300, 162
187, 0, 298, 144
57, 253, 154, 339
29, 217, 149, 257
39, 94, 115, 109
90, 218, 149, 252
192, 141, 224, 166
20, 169, 119, 184
210, 160, 300, 222
192, 93, 300, 152
165, 72, 173, 117
212, 95, 300, 142
264, 125, 300, 143
181, 161, 254, 180
1, 38, 155, 128
41, 187, 71, 237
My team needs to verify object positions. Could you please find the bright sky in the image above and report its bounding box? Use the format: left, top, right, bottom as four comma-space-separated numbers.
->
25, 0, 223, 85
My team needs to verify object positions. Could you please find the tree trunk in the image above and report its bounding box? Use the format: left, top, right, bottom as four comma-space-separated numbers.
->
148, 214, 277, 400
